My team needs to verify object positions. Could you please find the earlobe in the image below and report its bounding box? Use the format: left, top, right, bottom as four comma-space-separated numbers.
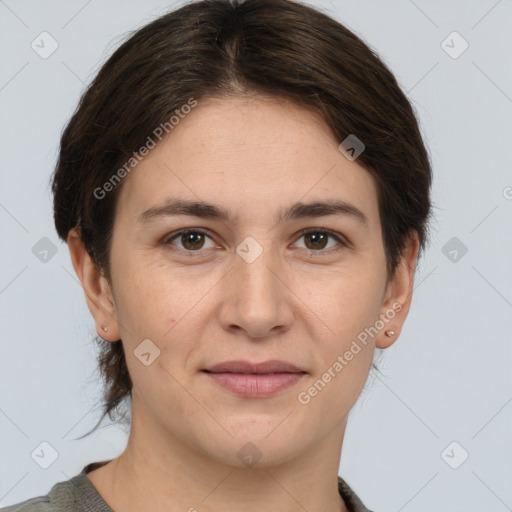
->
66, 228, 121, 342
376, 232, 420, 349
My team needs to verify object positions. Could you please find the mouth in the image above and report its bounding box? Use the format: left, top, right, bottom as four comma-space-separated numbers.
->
201, 360, 307, 398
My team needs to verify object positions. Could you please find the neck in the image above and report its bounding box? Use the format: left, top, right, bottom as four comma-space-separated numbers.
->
87, 397, 349, 512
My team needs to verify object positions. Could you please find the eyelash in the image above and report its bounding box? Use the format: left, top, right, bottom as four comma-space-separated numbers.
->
162, 228, 348, 257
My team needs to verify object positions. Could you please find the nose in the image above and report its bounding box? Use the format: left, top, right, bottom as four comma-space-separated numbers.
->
217, 240, 294, 339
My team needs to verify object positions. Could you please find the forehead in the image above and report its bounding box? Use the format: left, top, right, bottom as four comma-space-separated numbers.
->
115, 95, 380, 229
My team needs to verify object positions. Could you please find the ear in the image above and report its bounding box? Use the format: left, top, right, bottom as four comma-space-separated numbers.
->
376, 231, 420, 349
66, 228, 121, 342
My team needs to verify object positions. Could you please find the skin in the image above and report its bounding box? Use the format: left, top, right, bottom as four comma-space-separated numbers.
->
68, 94, 419, 512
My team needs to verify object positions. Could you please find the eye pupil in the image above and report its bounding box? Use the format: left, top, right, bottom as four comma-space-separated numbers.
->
305, 232, 328, 250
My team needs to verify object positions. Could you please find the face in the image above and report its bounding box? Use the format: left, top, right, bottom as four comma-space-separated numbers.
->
72, 94, 417, 469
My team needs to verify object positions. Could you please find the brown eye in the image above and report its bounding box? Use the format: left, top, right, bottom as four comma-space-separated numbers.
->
294, 229, 347, 254
180, 231, 206, 250
164, 229, 216, 253
303, 232, 329, 250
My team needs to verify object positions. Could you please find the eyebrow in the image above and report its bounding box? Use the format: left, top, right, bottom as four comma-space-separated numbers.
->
138, 198, 369, 226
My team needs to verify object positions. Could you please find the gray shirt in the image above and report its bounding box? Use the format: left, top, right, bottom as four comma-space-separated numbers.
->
1, 461, 374, 511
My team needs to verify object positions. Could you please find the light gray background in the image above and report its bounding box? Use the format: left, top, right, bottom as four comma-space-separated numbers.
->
1, 0, 511, 510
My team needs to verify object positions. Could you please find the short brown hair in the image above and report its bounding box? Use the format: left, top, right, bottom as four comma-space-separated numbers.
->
52, 0, 432, 435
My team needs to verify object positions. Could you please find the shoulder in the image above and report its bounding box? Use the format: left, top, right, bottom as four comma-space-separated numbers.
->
338, 476, 375, 512
1, 468, 111, 512
1, 495, 54, 511
1, 480, 68, 511
1, 477, 78, 512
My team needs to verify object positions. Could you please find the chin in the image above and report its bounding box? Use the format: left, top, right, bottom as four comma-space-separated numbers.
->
198, 423, 309, 470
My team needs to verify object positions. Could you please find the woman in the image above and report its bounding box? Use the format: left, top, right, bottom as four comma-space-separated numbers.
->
3, 0, 432, 510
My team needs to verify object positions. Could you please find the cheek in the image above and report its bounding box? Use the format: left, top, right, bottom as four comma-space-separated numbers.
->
111, 256, 213, 357
109, 256, 170, 340
296, 276, 382, 414
302, 263, 386, 331
298, 267, 385, 389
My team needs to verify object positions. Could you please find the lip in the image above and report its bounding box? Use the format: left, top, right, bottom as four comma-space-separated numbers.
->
202, 359, 307, 398
204, 359, 305, 374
